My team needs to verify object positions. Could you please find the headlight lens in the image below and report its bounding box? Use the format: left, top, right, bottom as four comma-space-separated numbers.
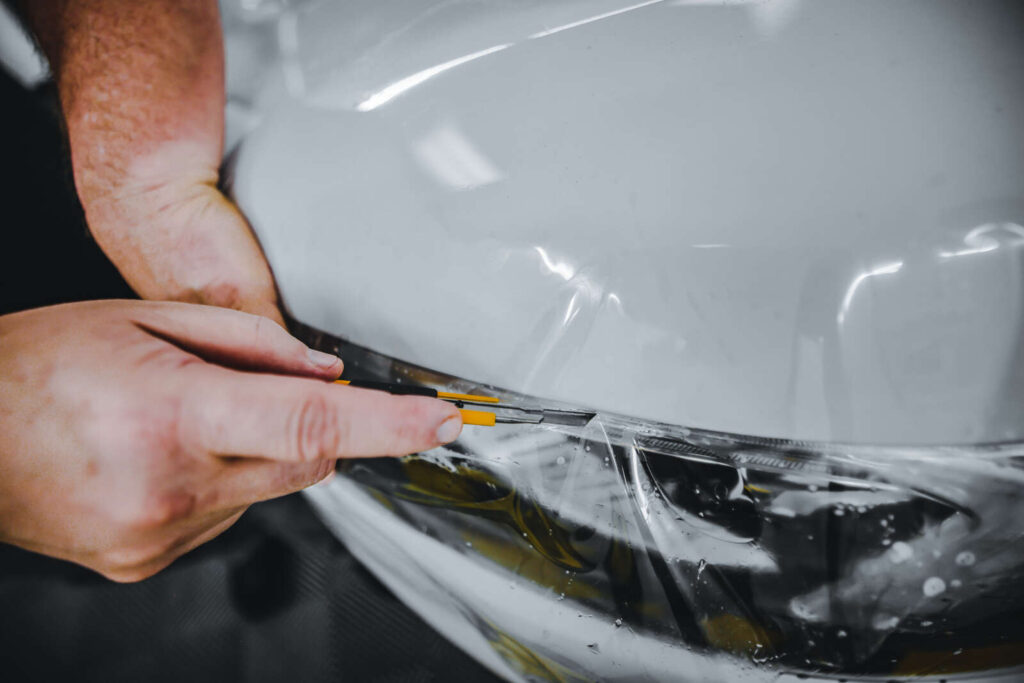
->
294, 319, 1024, 681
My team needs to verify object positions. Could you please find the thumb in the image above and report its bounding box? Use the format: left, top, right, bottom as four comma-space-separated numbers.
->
131, 301, 342, 378
236, 297, 286, 328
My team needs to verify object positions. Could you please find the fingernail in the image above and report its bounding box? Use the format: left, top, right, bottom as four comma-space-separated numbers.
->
307, 348, 341, 369
435, 415, 462, 444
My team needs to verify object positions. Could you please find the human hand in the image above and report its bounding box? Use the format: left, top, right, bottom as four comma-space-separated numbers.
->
0, 300, 462, 581
82, 167, 284, 325
20, 0, 280, 322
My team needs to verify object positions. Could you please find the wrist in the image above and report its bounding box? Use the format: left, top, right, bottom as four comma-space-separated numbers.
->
70, 134, 221, 215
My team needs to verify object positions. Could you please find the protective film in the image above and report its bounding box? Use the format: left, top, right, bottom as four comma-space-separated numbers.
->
222, 1, 1024, 679
295, 320, 1024, 683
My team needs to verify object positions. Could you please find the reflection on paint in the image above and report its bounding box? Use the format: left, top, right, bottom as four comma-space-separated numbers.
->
356, 43, 512, 112
359, 0, 674, 112
534, 246, 577, 282
837, 260, 903, 325
412, 125, 504, 190
938, 222, 1024, 260
749, 0, 803, 37
528, 0, 668, 39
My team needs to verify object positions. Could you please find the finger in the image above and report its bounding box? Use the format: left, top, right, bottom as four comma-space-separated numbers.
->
237, 298, 286, 328
209, 458, 336, 510
131, 301, 342, 378
181, 365, 463, 461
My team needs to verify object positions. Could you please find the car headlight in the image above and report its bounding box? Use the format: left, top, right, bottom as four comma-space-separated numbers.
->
293, 318, 1024, 682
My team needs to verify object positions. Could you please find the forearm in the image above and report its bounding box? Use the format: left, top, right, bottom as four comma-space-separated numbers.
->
19, 0, 225, 207
17, 1, 280, 319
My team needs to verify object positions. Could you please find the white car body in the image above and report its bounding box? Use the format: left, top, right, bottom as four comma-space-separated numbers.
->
225, 1, 1024, 680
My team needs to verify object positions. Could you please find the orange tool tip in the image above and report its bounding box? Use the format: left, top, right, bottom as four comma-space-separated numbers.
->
438, 390, 500, 404
459, 409, 496, 427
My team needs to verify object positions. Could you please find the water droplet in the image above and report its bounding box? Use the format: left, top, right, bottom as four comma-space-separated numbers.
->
808, 484, 819, 492
955, 551, 976, 567
837, 630, 847, 638
789, 598, 817, 620
465, 541, 473, 548
872, 614, 899, 631
923, 576, 946, 597
584, 444, 591, 452
556, 455, 566, 465
889, 541, 913, 564
833, 507, 845, 516
697, 559, 707, 579
614, 618, 623, 628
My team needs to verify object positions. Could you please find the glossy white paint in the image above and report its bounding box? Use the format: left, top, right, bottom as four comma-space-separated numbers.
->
230, 0, 1024, 445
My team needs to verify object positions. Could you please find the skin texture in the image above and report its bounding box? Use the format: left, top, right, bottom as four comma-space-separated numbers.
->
2, 2, 466, 580
19, 0, 282, 322
0, 300, 463, 582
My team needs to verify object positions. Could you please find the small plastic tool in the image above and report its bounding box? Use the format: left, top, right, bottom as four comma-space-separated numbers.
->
335, 379, 596, 427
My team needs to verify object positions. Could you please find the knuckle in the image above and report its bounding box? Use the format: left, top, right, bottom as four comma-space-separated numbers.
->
251, 312, 288, 344
253, 313, 305, 361
286, 393, 344, 462
251, 313, 272, 347
277, 463, 323, 493
390, 398, 440, 454
197, 280, 243, 310
89, 396, 176, 456
301, 459, 336, 488
115, 491, 196, 531
317, 458, 337, 482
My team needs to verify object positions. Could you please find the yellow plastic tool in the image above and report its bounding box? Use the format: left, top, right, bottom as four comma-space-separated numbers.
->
333, 379, 595, 428
458, 409, 498, 426
335, 379, 499, 426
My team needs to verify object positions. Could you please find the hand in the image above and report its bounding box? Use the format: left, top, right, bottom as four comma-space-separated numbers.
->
0, 300, 462, 581
21, 0, 281, 322
84, 170, 284, 325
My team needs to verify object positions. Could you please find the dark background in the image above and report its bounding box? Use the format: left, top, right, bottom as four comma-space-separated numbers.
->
0, 68, 501, 683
